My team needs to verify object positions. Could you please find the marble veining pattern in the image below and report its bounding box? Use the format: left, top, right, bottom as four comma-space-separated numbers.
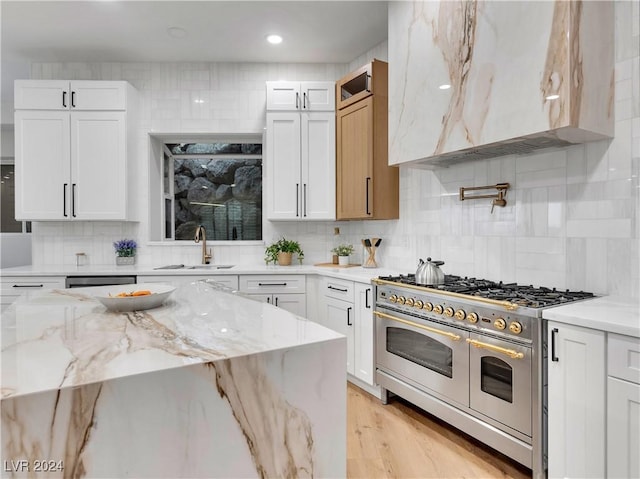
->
1, 281, 345, 478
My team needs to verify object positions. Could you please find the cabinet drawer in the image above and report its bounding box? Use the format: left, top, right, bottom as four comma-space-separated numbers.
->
608, 333, 640, 384
323, 277, 354, 302
1, 276, 66, 310
239, 275, 306, 294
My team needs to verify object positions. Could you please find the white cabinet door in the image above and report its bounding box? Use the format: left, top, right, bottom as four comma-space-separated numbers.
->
273, 294, 306, 317
14, 80, 70, 110
70, 81, 127, 110
301, 112, 335, 220
325, 296, 354, 375
266, 81, 334, 111
71, 111, 127, 219
354, 283, 375, 385
14, 110, 70, 220
265, 112, 301, 219
607, 376, 640, 479
547, 322, 605, 479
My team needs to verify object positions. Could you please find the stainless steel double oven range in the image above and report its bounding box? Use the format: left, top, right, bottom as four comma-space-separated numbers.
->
373, 274, 594, 478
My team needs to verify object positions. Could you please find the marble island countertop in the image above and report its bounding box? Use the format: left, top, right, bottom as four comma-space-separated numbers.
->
1, 280, 342, 399
1, 279, 347, 478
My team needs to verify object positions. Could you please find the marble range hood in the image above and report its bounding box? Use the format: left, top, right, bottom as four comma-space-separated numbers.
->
388, 0, 615, 168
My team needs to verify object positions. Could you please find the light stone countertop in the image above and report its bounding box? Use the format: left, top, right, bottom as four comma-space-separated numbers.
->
0, 280, 343, 399
542, 295, 640, 338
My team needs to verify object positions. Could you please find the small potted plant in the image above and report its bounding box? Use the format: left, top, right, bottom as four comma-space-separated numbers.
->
331, 244, 354, 266
264, 237, 304, 266
113, 239, 137, 265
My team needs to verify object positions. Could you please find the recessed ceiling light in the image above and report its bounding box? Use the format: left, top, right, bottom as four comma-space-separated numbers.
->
438, 84, 451, 90
167, 26, 188, 39
546, 94, 560, 100
266, 34, 283, 45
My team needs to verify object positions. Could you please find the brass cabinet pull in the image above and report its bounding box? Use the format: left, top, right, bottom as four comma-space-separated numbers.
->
466, 338, 525, 359
374, 310, 461, 341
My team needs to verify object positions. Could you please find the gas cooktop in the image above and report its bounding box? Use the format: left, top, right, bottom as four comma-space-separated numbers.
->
377, 274, 594, 309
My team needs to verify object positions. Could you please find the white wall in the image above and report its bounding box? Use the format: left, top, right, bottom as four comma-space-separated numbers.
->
24, 0, 640, 298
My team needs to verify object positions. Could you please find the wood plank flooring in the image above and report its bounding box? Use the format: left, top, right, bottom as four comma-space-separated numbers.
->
347, 383, 533, 479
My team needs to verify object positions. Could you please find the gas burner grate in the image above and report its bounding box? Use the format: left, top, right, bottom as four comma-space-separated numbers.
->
378, 275, 594, 308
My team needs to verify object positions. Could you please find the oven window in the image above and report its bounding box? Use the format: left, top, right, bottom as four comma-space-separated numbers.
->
386, 327, 453, 378
480, 356, 513, 403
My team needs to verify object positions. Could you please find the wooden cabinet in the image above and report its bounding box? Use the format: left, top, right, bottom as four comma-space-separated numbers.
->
14, 80, 137, 221
1, 276, 66, 312
239, 274, 306, 317
336, 60, 398, 220
336, 62, 382, 110
607, 333, 640, 479
547, 322, 606, 479
265, 111, 335, 220
266, 81, 335, 111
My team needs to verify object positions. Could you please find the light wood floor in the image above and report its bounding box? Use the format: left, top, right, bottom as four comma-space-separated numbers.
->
347, 383, 533, 479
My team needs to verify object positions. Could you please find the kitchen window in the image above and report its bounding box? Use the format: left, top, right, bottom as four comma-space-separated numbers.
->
160, 140, 262, 241
0, 163, 30, 233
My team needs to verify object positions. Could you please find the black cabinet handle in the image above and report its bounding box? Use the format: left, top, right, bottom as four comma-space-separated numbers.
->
71, 91, 76, 108
295, 92, 299, 109
365, 288, 370, 309
63, 183, 68, 217
551, 328, 559, 362
13, 284, 43, 288
328, 285, 348, 292
72, 183, 77, 217
258, 282, 287, 287
303, 92, 307, 109
365, 74, 371, 93
62, 91, 67, 108
303, 183, 307, 217
266, 297, 271, 304
365, 177, 371, 215
296, 183, 299, 217
275, 297, 278, 306
347, 307, 352, 326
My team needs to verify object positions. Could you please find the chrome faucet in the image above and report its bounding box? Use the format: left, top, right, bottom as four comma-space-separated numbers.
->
194, 225, 213, 264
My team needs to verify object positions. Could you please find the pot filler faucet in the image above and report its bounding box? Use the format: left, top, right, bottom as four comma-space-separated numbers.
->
194, 225, 213, 264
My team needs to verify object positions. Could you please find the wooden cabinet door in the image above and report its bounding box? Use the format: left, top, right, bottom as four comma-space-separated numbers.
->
265, 112, 302, 219
324, 296, 354, 375
336, 97, 373, 219
14, 110, 70, 220
301, 112, 335, 220
71, 111, 127, 220
547, 322, 605, 479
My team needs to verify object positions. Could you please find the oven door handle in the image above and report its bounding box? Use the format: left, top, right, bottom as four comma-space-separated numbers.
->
373, 310, 461, 341
466, 338, 525, 360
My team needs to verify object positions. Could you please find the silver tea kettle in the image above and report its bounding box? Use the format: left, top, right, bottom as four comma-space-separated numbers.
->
416, 257, 445, 285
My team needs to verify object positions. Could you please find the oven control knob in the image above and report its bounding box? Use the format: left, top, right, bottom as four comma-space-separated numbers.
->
414, 300, 424, 309
397, 296, 406, 305
389, 294, 398, 303
433, 304, 444, 315
444, 307, 454, 317
466, 312, 479, 323
423, 302, 433, 311
494, 317, 507, 330
405, 298, 415, 307
454, 309, 466, 321
509, 321, 523, 334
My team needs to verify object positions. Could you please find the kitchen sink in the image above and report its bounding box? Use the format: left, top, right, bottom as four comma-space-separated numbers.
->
153, 264, 235, 270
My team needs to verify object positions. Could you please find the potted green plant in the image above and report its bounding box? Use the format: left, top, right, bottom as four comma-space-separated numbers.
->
264, 237, 304, 266
331, 244, 354, 266
113, 239, 137, 265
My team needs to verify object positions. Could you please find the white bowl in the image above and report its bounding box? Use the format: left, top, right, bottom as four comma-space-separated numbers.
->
94, 283, 176, 312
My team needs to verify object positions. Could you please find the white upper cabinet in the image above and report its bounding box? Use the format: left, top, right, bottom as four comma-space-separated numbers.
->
14, 80, 137, 221
265, 81, 336, 221
14, 80, 128, 110
266, 81, 335, 111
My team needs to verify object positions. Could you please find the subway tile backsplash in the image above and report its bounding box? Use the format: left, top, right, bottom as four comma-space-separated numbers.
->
26, 0, 640, 299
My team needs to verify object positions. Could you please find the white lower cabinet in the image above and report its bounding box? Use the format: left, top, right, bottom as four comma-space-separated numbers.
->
354, 282, 375, 385
137, 274, 239, 291
607, 333, 640, 479
1, 276, 66, 311
325, 295, 355, 375
239, 275, 306, 317
547, 321, 606, 479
